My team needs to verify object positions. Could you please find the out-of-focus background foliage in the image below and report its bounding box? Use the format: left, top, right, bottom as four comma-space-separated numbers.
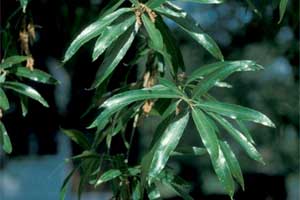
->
0, 0, 299, 199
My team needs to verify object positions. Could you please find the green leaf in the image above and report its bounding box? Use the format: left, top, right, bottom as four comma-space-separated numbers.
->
20, 0, 28, 12
0, 88, 10, 111
171, 146, 206, 156
191, 107, 219, 159
158, 77, 183, 96
186, 61, 255, 85
89, 85, 181, 130
236, 120, 255, 144
90, 23, 139, 89
92, 15, 136, 61
61, 129, 91, 150
192, 60, 263, 98
10, 67, 58, 84
179, 0, 223, 3
146, 112, 189, 181
156, 17, 185, 73
278, 0, 288, 23
0, 55, 28, 69
197, 101, 275, 127
210, 114, 265, 164
20, 95, 28, 117
63, 8, 132, 62
211, 147, 235, 198
0, 121, 12, 153
2, 81, 49, 107
155, 3, 223, 60
142, 14, 164, 51
220, 141, 245, 190
147, 0, 168, 9
95, 169, 122, 186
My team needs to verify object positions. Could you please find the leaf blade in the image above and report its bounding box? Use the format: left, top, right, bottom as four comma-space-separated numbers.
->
0, 121, 12, 153
63, 8, 132, 62
91, 23, 139, 89
197, 101, 275, 127
2, 81, 49, 107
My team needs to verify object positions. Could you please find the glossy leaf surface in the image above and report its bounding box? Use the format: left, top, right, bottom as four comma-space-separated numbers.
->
89, 85, 181, 129
220, 141, 244, 189
3, 81, 49, 107
211, 114, 264, 163
146, 112, 189, 181
192, 107, 219, 158
63, 8, 132, 62
197, 101, 275, 127
186, 61, 258, 84
92, 15, 135, 61
11, 67, 58, 84
156, 3, 223, 60
192, 60, 263, 98
91, 23, 138, 89
95, 169, 122, 186
211, 147, 235, 198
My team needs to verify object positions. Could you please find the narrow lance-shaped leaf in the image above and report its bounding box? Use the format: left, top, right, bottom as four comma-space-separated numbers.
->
0, 121, 12, 153
192, 60, 263, 98
92, 15, 136, 61
95, 169, 122, 186
171, 146, 206, 156
10, 67, 58, 84
211, 147, 235, 199
20, 95, 28, 117
278, 0, 288, 23
236, 120, 255, 144
155, 3, 223, 60
142, 14, 164, 51
220, 141, 245, 190
91, 23, 139, 89
146, 112, 189, 181
156, 16, 185, 73
89, 85, 181, 130
63, 8, 132, 62
2, 81, 49, 107
210, 113, 265, 164
197, 101, 275, 127
0, 55, 28, 69
0, 88, 10, 111
191, 107, 219, 159
61, 129, 91, 150
186, 61, 256, 85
